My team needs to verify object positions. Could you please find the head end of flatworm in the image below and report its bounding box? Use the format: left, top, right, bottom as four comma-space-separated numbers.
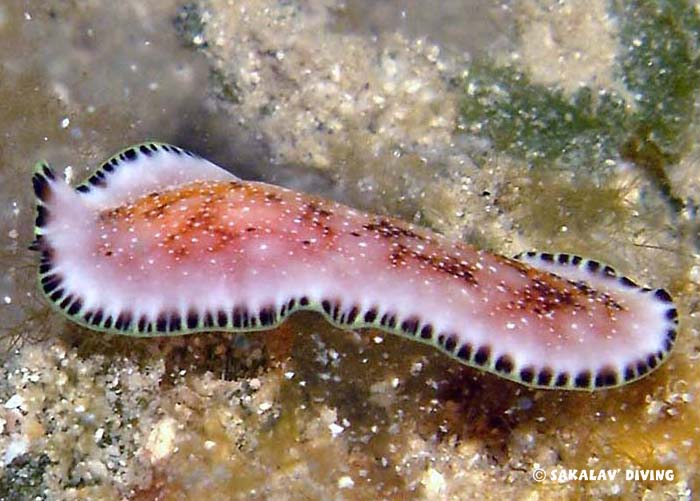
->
32, 158, 89, 321
32, 143, 241, 335
30, 160, 56, 251
74, 142, 239, 210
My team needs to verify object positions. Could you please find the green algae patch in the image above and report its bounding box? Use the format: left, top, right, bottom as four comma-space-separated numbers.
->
461, 62, 629, 169
501, 168, 633, 247
461, 0, 700, 206
614, 0, 700, 160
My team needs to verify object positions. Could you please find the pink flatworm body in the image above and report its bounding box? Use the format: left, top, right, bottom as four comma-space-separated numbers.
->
31, 143, 679, 390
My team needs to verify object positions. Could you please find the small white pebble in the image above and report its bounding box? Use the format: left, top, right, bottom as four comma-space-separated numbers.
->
146, 417, 178, 463
203, 440, 216, 451
337, 476, 354, 489
60, 117, 70, 128
328, 423, 344, 437
258, 401, 272, 413
7, 229, 17, 239
284, 371, 295, 379
94, 428, 105, 443
690, 265, 700, 283
422, 468, 446, 496
249, 378, 261, 390
3, 296, 11, 305
373, 336, 384, 344
4, 394, 24, 410
4, 438, 28, 465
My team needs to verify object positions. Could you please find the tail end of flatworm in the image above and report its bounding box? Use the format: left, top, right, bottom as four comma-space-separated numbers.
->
514, 251, 679, 390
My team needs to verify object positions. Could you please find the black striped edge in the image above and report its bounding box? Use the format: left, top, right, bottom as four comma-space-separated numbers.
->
40, 295, 303, 339
306, 298, 678, 391
31, 161, 57, 237
74, 142, 200, 194
513, 251, 675, 296
42, 291, 676, 391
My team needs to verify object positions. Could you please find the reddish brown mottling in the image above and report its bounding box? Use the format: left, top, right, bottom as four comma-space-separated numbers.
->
93, 179, 650, 349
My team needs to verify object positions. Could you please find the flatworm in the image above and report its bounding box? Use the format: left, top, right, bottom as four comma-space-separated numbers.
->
30, 142, 679, 390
